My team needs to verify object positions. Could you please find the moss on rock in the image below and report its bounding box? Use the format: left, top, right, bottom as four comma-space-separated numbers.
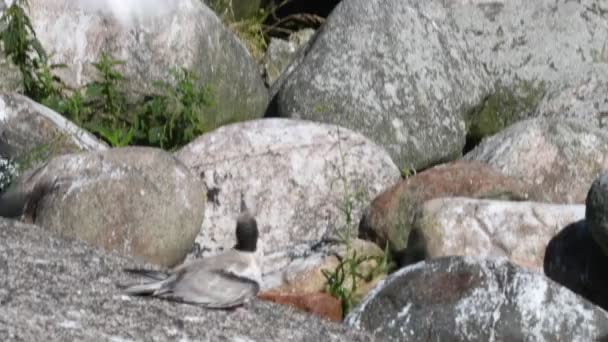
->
466, 80, 546, 147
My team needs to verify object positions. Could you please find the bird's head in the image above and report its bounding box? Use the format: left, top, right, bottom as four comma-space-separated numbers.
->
234, 212, 258, 252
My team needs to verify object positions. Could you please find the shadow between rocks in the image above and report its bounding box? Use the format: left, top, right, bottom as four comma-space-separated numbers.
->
544, 219, 608, 311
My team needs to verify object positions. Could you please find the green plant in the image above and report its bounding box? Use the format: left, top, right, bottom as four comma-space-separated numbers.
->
322, 128, 396, 317
87, 53, 127, 120
43, 89, 92, 126
63, 52, 131, 148
80, 58, 215, 150
134, 67, 215, 149
209, 0, 324, 61
322, 243, 393, 315
0, 0, 64, 100
94, 125, 134, 148
1, 0, 216, 151
400, 166, 416, 179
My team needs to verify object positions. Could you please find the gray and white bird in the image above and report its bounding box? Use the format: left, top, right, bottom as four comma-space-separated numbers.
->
122, 210, 262, 309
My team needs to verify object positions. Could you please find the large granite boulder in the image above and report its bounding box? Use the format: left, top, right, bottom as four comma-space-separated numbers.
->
10, 147, 205, 267
175, 118, 400, 268
346, 256, 608, 341
270, 0, 492, 170
448, 0, 608, 140
0, 92, 107, 168
448, 0, 608, 84
536, 68, 608, 127
22, 0, 268, 128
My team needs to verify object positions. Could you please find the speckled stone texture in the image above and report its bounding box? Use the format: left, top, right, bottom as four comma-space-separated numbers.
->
175, 118, 400, 271
346, 256, 608, 341
271, 0, 492, 170
0, 218, 375, 341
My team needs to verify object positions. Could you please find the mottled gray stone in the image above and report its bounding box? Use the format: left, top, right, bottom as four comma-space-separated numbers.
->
25, 0, 268, 129
175, 118, 400, 276
465, 118, 608, 204
0, 218, 375, 341
346, 256, 608, 342
449, 0, 608, 85
0, 92, 107, 167
12, 147, 205, 267
449, 0, 608, 136
271, 0, 492, 170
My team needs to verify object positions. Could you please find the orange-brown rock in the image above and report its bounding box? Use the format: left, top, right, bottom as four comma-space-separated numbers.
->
359, 160, 533, 264
258, 291, 343, 322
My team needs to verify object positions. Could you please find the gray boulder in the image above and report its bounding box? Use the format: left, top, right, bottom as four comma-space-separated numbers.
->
175, 118, 400, 274
448, 0, 608, 139
536, 65, 608, 127
346, 256, 608, 341
465, 118, 608, 204
270, 0, 493, 170
0, 92, 107, 168
586, 172, 608, 255
11, 147, 205, 267
263, 29, 316, 86
24, 0, 268, 128
414, 197, 585, 271
0, 218, 375, 341
449, 0, 608, 84
544, 220, 608, 312
0, 52, 22, 94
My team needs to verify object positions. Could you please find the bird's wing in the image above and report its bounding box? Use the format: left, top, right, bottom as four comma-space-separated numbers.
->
219, 251, 262, 286
164, 267, 260, 308
122, 251, 261, 308
160, 251, 261, 308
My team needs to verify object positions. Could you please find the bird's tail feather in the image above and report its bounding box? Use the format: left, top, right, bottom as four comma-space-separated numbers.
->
121, 268, 174, 296
123, 268, 169, 281
123, 281, 166, 296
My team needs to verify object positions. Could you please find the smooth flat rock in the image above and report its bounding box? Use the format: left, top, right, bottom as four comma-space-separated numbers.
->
413, 197, 585, 271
